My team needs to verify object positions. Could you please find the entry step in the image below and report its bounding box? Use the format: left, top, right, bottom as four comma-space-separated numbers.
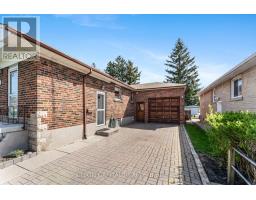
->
95, 128, 119, 137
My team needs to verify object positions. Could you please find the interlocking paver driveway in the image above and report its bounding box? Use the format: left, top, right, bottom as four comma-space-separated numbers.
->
6, 123, 202, 185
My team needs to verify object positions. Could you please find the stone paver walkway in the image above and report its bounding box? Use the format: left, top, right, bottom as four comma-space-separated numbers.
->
4, 123, 202, 185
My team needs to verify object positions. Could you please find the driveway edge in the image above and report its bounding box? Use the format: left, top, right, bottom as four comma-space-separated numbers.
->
181, 124, 210, 185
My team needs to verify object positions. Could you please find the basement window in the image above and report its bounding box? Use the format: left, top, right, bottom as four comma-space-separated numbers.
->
114, 86, 122, 101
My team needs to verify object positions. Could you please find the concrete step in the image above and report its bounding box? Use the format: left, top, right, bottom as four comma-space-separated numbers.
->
95, 128, 119, 137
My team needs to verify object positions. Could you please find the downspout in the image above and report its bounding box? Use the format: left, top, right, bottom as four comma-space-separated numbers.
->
83, 68, 92, 139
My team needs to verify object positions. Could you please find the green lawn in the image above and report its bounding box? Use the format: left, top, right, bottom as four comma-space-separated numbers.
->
185, 124, 214, 156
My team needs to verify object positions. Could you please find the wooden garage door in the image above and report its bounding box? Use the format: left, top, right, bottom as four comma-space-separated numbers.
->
148, 97, 180, 123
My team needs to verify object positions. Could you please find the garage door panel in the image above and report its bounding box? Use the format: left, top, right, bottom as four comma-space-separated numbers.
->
171, 113, 178, 118
148, 97, 180, 123
171, 106, 179, 111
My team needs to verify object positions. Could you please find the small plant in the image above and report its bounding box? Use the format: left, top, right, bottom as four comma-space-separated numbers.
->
5, 149, 24, 158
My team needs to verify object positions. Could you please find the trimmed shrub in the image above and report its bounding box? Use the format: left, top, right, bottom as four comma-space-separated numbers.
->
206, 111, 256, 157
206, 110, 256, 183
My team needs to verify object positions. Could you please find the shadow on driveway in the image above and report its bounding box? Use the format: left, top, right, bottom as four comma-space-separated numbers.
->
124, 122, 178, 131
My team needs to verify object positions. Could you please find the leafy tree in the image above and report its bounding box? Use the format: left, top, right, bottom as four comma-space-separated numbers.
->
105, 56, 141, 84
165, 38, 200, 105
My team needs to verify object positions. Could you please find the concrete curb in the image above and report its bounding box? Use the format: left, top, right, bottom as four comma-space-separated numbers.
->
181, 125, 210, 185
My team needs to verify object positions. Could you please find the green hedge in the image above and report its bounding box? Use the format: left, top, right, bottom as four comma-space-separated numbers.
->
206, 109, 256, 183
206, 110, 256, 159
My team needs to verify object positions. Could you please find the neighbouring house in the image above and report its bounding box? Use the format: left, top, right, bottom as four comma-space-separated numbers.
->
199, 53, 256, 120
0, 25, 186, 155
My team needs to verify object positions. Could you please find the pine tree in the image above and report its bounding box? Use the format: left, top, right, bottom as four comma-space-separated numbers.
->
105, 56, 127, 82
125, 60, 141, 85
165, 38, 200, 105
91, 62, 96, 68
105, 56, 141, 85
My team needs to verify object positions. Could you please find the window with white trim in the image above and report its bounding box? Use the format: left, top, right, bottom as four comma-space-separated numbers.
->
231, 77, 242, 99
114, 86, 122, 100
8, 65, 18, 118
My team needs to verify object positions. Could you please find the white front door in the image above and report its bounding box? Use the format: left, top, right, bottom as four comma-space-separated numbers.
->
8, 65, 18, 118
96, 91, 105, 126
217, 101, 222, 113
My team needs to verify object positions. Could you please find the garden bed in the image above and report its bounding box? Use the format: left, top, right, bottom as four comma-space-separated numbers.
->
185, 123, 227, 184
0, 150, 37, 169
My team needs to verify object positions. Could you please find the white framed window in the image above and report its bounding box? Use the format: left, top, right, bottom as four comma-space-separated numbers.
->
114, 86, 122, 100
231, 76, 242, 99
212, 88, 217, 103
96, 91, 105, 126
8, 64, 18, 118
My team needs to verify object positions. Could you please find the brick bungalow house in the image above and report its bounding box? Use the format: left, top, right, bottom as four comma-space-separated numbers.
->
199, 53, 256, 120
0, 25, 185, 153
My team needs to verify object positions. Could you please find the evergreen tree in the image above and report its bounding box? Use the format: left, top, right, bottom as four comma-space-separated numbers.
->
91, 62, 96, 68
165, 38, 200, 105
125, 60, 141, 85
105, 56, 141, 85
105, 56, 127, 82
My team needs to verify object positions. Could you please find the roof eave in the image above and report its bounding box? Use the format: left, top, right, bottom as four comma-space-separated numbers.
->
4, 25, 134, 90
134, 85, 186, 91
198, 52, 256, 96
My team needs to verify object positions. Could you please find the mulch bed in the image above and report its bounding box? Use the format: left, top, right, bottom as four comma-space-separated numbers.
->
198, 153, 227, 184
198, 153, 246, 185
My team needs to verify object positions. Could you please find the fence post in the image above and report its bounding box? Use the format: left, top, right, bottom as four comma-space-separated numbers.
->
227, 148, 235, 184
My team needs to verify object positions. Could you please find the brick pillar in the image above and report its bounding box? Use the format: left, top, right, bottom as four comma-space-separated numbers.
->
27, 111, 48, 152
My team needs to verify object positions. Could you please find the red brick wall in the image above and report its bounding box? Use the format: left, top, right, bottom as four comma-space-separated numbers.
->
199, 90, 214, 120
1, 58, 134, 130
37, 58, 84, 129
18, 60, 37, 118
134, 88, 185, 123
37, 57, 134, 129
0, 62, 37, 119
85, 76, 134, 124
1, 57, 184, 130
0, 68, 8, 115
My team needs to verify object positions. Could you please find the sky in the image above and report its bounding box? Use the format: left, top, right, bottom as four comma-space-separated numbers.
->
1, 14, 256, 88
